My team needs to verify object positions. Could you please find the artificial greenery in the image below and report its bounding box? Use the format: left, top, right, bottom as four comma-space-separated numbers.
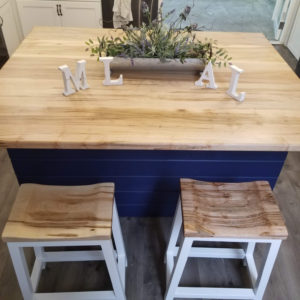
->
85, 2, 231, 67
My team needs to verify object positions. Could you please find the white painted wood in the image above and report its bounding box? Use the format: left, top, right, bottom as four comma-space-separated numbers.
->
8, 239, 126, 300
112, 200, 127, 288
280, 0, 300, 44
17, 0, 103, 37
58, 60, 89, 96
165, 195, 284, 300
32, 247, 46, 290
17, 0, 60, 36
175, 287, 255, 299
6, 197, 127, 300
272, 0, 284, 21
287, 5, 300, 59
7, 243, 33, 300
33, 247, 46, 269
272, 0, 291, 40
0, 0, 21, 56
195, 61, 218, 89
100, 57, 123, 86
34, 291, 116, 300
165, 197, 182, 285
245, 242, 258, 288
76, 59, 89, 89
41, 250, 113, 262
185, 237, 278, 243
102, 240, 126, 300
165, 237, 282, 299
58, 64, 78, 96
31, 258, 44, 292
173, 246, 246, 259
255, 240, 282, 300
227, 64, 246, 102
60, 1, 102, 28
165, 238, 193, 300
33, 247, 44, 259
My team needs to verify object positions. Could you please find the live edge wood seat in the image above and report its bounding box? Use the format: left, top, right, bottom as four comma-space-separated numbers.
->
180, 179, 288, 239
164, 179, 288, 300
2, 183, 127, 300
2, 183, 114, 242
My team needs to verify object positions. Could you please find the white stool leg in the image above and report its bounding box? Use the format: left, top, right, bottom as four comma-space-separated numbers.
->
31, 247, 47, 292
165, 197, 183, 285
112, 199, 127, 288
165, 237, 193, 300
34, 247, 45, 266
34, 247, 46, 270
245, 242, 258, 287
102, 239, 126, 300
7, 243, 33, 300
255, 240, 281, 300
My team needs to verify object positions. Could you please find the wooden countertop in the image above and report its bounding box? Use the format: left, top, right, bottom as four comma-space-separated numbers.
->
0, 27, 300, 151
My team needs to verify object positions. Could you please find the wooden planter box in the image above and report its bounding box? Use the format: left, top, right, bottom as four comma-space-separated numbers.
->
110, 57, 205, 73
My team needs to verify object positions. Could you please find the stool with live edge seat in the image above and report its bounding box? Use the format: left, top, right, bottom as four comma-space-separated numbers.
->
2, 183, 127, 300
165, 179, 288, 300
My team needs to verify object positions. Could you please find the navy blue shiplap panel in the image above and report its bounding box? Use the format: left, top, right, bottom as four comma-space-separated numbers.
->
8, 149, 287, 161
8, 149, 287, 217
16, 176, 279, 193
10, 160, 285, 178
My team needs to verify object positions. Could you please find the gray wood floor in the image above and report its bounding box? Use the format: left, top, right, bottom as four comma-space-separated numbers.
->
0, 149, 300, 300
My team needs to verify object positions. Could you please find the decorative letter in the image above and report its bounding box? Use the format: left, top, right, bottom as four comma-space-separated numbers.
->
195, 61, 217, 89
99, 57, 123, 86
76, 60, 89, 90
227, 64, 246, 102
58, 60, 89, 96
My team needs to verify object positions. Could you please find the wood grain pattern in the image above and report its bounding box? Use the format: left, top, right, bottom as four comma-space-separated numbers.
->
2, 183, 114, 242
0, 27, 300, 150
180, 179, 288, 239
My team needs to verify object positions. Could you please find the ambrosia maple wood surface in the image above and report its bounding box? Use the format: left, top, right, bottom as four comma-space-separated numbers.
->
2, 183, 114, 242
0, 27, 299, 150
180, 179, 288, 239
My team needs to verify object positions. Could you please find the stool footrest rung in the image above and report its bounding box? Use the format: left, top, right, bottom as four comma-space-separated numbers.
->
34, 291, 116, 300
175, 287, 255, 299
41, 250, 117, 262
174, 247, 246, 259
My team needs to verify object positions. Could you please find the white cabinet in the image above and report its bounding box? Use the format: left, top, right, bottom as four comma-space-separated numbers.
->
61, 2, 102, 28
17, 0, 102, 37
17, 1, 60, 36
287, 6, 300, 60
0, 0, 22, 56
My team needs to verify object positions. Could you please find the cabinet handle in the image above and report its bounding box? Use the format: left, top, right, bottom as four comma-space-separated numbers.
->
59, 4, 63, 16
56, 4, 60, 16
0, 16, 3, 27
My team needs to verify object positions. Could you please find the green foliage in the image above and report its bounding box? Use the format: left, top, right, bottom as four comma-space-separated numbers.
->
85, 2, 231, 67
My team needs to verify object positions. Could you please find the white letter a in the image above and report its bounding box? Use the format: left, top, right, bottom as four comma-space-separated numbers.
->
195, 61, 218, 89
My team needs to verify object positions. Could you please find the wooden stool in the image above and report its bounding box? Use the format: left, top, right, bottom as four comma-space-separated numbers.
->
2, 183, 127, 300
165, 179, 288, 300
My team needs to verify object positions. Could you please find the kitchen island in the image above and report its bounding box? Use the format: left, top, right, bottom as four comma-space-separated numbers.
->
0, 27, 299, 215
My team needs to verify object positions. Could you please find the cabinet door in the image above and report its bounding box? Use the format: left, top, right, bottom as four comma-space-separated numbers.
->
287, 7, 300, 60
0, 1, 21, 56
17, 0, 61, 36
60, 1, 102, 28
